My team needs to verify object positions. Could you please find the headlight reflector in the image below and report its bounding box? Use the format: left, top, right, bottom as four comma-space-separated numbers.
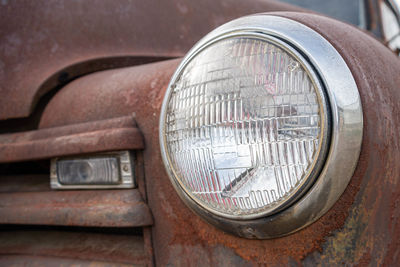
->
161, 35, 329, 219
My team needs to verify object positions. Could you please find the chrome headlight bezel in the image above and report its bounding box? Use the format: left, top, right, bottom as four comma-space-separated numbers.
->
160, 14, 363, 238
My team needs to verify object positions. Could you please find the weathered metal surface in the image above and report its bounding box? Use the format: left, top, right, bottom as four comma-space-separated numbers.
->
39, 60, 181, 128
135, 152, 155, 266
0, 255, 141, 267
0, 231, 147, 265
0, 0, 304, 120
0, 189, 153, 227
142, 227, 155, 267
276, 12, 400, 266
1, 115, 137, 139
37, 12, 400, 264
0, 115, 143, 163
0, 175, 50, 193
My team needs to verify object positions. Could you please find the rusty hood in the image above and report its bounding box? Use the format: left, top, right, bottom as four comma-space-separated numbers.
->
0, 0, 303, 120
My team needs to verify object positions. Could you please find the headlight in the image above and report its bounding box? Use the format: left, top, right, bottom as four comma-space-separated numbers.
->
160, 14, 362, 238
161, 34, 329, 219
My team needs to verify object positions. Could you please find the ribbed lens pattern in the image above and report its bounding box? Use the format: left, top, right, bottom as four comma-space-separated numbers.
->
164, 37, 323, 217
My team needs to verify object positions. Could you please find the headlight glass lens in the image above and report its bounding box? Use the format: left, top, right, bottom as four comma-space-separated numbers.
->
162, 36, 328, 219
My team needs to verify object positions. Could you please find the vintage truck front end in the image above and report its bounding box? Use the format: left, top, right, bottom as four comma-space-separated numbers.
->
0, 0, 400, 266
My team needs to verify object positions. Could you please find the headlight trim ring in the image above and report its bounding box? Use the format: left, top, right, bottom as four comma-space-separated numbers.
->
160, 14, 363, 239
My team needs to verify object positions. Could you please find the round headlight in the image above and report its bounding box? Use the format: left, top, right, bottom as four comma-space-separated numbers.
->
162, 34, 329, 219
160, 14, 362, 238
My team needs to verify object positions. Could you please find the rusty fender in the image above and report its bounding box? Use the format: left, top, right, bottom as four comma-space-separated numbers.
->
38, 13, 400, 266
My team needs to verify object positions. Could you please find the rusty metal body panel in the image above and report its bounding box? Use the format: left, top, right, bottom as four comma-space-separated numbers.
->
0, 189, 153, 227
1, 1, 399, 266
0, 115, 143, 163
0, 0, 304, 120
280, 12, 400, 266
37, 12, 400, 265
0, 175, 49, 193
0, 255, 140, 267
0, 255, 141, 267
0, 230, 148, 265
